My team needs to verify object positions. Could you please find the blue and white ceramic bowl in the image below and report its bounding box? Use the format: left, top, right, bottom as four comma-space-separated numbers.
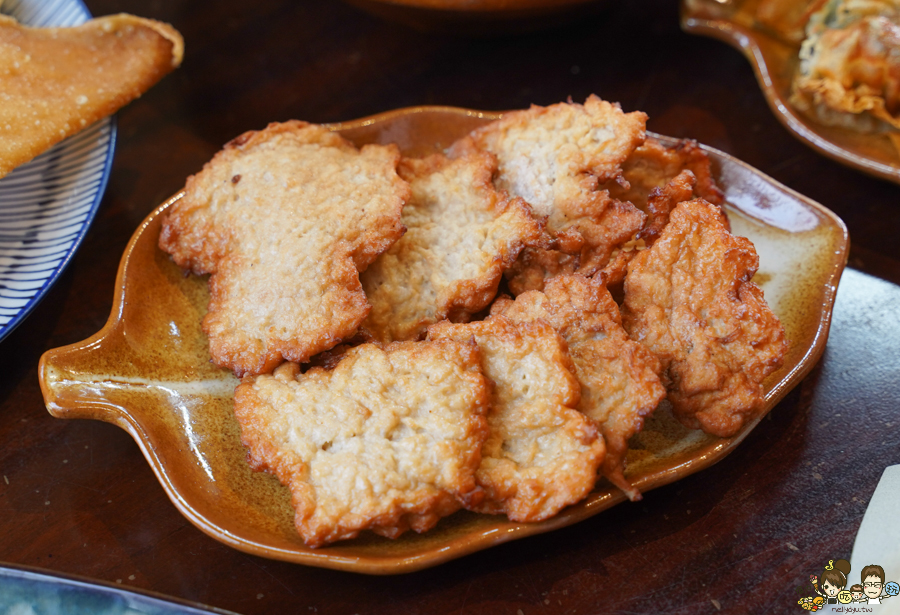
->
0, 563, 237, 614
0, 0, 116, 343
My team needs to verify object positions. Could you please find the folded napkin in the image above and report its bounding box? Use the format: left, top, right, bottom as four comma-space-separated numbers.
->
850, 464, 900, 612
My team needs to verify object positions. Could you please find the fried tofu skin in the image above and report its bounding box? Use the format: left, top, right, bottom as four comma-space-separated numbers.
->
452, 95, 648, 295
361, 151, 542, 343
428, 317, 605, 522
233, 340, 490, 548
0, 13, 183, 178
621, 199, 787, 438
491, 274, 665, 501
158, 121, 409, 376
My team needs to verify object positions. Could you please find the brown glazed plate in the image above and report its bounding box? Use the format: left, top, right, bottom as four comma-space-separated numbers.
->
681, 0, 900, 185
39, 106, 849, 575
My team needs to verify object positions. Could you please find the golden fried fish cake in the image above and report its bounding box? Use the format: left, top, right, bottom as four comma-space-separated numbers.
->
602, 137, 724, 212
599, 138, 725, 293
428, 316, 605, 522
621, 199, 788, 438
505, 199, 645, 295
158, 121, 409, 376
491, 274, 664, 501
451, 96, 648, 296
0, 13, 183, 178
506, 137, 725, 295
361, 151, 542, 343
600, 169, 699, 290
233, 339, 490, 548
451, 95, 647, 249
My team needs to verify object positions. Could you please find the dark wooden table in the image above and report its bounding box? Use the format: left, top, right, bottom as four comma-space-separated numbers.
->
2, 1, 899, 613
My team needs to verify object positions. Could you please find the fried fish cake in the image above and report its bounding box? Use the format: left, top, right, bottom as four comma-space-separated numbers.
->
233, 339, 490, 548
158, 121, 409, 376
491, 274, 665, 501
595, 137, 725, 289
621, 199, 788, 438
0, 13, 183, 178
602, 137, 724, 212
505, 136, 726, 295
505, 198, 645, 295
450, 96, 648, 296
451, 95, 646, 239
361, 151, 542, 343
428, 316, 605, 522
451, 96, 647, 277
600, 169, 699, 290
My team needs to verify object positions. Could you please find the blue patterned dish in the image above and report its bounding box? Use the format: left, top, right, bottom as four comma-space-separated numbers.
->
0, 563, 237, 614
0, 0, 116, 343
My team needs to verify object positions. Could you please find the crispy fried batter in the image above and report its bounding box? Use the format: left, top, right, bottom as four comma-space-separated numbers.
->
158, 121, 409, 376
598, 138, 725, 290
361, 151, 542, 343
428, 316, 605, 522
0, 13, 183, 178
602, 137, 724, 211
491, 274, 664, 501
451, 96, 647, 290
600, 169, 699, 289
621, 199, 787, 438
233, 339, 490, 548
505, 199, 645, 295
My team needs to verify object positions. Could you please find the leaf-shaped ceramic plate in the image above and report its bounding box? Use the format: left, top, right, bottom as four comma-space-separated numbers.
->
38, 106, 848, 574
681, 0, 900, 184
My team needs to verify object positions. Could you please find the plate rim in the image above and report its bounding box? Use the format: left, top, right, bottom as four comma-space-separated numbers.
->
39, 105, 849, 574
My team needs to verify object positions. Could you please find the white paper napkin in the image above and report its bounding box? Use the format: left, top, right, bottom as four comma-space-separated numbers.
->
849, 464, 900, 612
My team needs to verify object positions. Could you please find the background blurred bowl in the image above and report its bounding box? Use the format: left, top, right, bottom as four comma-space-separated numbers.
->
341, 0, 612, 34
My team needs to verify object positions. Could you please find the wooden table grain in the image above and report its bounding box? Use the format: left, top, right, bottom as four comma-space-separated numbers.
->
1, 1, 899, 613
